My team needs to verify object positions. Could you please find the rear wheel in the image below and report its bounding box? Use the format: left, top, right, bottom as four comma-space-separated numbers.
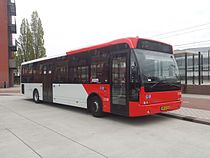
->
33, 90, 40, 103
88, 96, 104, 117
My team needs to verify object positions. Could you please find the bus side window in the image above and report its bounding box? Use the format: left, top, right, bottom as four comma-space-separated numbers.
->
54, 58, 68, 83
28, 64, 33, 83
90, 50, 109, 83
33, 63, 42, 83
69, 54, 89, 83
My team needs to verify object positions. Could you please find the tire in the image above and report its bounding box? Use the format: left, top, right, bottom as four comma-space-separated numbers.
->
88, 96, 104, 117
33, 90, 40, 103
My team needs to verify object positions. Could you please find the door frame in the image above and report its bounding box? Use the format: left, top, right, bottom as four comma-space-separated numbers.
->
43, 63, 53, 102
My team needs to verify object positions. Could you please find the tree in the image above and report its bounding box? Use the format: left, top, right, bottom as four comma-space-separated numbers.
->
15, 18, 34, 68
15, 11, 46, 69
31, 11, 46, 59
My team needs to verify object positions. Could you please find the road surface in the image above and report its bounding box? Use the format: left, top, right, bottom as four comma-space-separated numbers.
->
0, 95, 210, 158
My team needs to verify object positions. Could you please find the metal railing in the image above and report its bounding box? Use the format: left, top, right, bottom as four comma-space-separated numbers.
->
175, 51, 210, 85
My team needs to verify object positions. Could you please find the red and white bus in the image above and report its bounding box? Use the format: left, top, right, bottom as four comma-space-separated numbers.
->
21, 37, 181, 117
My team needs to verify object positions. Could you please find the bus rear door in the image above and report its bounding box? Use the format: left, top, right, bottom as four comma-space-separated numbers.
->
43, 64, 53, 102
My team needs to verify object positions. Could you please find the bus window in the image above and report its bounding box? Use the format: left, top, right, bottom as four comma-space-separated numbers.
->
90, 50, 109, 83
69, 54, 89, 83
77, 66, 89, 83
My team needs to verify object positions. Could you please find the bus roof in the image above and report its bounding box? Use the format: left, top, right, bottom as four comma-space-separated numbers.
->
21, 37, 172, 66
66, 37, 172, 55
66, 37, 139, 55
21, 54, 67, 65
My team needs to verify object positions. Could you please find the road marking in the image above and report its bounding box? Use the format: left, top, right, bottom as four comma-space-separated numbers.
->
0, 104, 108, 158
6, 128, 43, 158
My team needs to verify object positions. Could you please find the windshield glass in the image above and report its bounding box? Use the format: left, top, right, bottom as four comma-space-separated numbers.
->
134, 49, 180, 91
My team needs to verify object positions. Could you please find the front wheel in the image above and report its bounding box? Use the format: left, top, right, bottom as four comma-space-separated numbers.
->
88, 96, 104, 117
33, 90, 40, 103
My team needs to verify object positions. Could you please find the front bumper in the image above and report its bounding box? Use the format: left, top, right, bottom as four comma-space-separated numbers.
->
129, 100, 181, 117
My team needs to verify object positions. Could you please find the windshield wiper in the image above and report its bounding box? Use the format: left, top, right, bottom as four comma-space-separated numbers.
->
150, 80, 180, 89
167, 82, 181, 88
150, 80, 167, 89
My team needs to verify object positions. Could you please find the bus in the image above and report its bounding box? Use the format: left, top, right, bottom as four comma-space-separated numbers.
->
21, 37, 182, 117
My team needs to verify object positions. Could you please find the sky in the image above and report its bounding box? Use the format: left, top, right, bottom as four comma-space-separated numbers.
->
15, 0, 210, 56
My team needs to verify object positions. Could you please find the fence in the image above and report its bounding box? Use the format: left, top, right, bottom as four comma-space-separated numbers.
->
175, 51, 210, 85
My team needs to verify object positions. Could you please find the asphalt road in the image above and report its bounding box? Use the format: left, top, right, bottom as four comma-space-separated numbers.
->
0, 95, 210, 158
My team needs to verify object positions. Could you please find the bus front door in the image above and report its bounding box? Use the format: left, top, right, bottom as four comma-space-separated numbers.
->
43, 64, 53, 102
111, 53, 128, 116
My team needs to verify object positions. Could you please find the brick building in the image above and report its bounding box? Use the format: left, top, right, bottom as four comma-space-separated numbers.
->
0, 0, 17, 88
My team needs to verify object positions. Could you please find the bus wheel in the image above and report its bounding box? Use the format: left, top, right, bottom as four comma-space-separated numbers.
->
33, 90, 40, 103
89, 96, 104, 117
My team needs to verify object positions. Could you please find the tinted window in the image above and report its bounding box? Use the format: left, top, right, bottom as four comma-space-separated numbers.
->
69, 54, 89, 83
134, 49, 181, 92
90, 49, 109, 83
54, 57, 68, 83
21, 64, 34, 83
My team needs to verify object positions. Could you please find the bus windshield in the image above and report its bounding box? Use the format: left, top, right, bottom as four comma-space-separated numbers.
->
134, 49, 180, 91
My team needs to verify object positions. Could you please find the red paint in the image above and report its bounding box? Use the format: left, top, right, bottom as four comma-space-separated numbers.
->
66, 37, 139, 55
66, 37, 172, 56
83, 84, 181, 117
129, 87, 182, 117
129, 100, 181, 117
83, 84, 110, 112
139, 87, 182, 105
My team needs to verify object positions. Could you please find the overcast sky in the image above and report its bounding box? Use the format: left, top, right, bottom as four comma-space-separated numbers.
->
16, 0, 210, 56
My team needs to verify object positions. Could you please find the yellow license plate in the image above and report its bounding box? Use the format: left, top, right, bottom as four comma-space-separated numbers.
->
160, 106, 170, 111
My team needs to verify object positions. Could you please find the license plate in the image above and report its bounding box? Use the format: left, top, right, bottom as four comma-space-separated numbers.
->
160, 106, 170, 111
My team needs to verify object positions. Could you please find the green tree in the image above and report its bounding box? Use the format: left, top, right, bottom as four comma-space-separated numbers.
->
31, 11, 46, 59
15, 18, 34, 68
15, 11, 46, 69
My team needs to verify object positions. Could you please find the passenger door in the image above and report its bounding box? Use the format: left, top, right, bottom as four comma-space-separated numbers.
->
111, 52, 129, 116
43, 64, 53, 102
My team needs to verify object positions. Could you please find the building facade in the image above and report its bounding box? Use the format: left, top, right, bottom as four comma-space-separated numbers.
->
0, 0, 17, 88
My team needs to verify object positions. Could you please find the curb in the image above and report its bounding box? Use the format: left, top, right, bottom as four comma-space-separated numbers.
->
159, 113, 210, 126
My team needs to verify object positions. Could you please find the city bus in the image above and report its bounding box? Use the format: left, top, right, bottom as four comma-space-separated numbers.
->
21, 37, 182, 117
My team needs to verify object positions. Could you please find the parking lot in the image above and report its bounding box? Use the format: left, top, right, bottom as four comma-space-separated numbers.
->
1, 95, 210, 158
